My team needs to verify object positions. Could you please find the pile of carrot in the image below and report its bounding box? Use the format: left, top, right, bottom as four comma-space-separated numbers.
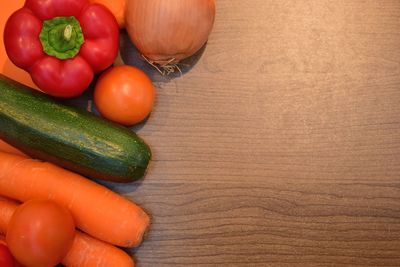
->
0, 140, 150, 266
0, 140, 26, 157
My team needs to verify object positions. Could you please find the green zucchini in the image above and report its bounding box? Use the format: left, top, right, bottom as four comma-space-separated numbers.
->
0, 74, 151, 183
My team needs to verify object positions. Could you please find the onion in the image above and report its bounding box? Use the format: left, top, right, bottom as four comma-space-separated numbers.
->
125, 0, 215, 71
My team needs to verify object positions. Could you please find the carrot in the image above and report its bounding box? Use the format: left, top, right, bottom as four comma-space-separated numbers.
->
0, 139, 26, 157
0, 196, 18, 235
0, 152, 150, 247
62, 231, 135, 267
0, 197, 134, 267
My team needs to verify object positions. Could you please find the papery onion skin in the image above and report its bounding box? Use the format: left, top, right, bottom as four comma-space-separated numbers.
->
125, 0, 216, 64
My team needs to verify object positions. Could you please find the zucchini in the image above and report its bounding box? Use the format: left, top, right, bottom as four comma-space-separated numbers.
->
0, 74, 151, 183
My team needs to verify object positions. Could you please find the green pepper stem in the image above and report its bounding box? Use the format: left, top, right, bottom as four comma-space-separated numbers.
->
64, 25, 73, 42
40, 16, 84, 60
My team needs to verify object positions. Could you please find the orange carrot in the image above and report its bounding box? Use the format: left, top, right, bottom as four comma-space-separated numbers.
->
0, 197, 18, 235
62, 231, 135, 267
0, 152, 150, 247
0, 139, 26, 157
0, 197, 134, 267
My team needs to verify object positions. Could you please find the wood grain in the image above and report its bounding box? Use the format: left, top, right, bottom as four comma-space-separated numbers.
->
115, 1, 400, 266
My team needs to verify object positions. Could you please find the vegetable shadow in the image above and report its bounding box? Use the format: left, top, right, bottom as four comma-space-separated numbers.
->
95, 177, 145, 195
119, 31, 207, 83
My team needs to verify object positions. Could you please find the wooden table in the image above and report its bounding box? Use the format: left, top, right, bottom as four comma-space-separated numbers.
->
114, 1, 400, 266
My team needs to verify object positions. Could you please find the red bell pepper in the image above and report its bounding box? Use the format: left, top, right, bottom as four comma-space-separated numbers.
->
4, 0, 119, 98
0, 243, 15, 267
0, 242, 24, 267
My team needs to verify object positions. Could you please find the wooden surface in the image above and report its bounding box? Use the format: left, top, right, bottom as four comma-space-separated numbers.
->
114, 1, 400, 266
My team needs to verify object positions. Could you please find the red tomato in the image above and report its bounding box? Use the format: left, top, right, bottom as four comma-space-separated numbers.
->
6, 199, 75, 267
94, 65, 155, 126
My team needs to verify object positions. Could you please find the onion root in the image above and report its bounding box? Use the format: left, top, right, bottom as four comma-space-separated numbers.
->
141, 55, 183, 76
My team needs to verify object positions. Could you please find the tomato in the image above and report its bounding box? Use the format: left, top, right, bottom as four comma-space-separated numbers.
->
6, 199, 75, 267
94, 65, 155, 126
90, 0, 126, 28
